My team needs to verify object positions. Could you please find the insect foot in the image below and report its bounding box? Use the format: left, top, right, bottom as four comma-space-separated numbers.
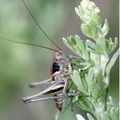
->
22, 97, 32, 103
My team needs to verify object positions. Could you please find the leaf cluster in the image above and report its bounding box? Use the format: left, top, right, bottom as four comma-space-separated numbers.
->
62, 0, 119, 120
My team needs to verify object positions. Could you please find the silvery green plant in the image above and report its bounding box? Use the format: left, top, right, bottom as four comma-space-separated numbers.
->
62, 0, 119, 120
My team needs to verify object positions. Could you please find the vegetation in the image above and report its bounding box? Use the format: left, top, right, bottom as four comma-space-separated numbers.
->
62, 0, 119, 120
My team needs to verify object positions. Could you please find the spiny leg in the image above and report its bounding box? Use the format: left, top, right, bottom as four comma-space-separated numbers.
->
63, 80, 68, 93
29, 78, 51, 88
29, 71, 62, 88
23, 81, 65, 103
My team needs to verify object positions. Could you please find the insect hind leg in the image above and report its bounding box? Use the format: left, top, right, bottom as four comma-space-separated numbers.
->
22, 94, 67, 103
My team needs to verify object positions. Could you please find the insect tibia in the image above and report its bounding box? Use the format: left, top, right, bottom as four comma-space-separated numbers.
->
29, 78, 51, 88
22, 81, 65, 103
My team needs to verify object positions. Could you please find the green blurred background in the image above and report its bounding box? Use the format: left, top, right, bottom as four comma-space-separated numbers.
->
0, 0, 119, 120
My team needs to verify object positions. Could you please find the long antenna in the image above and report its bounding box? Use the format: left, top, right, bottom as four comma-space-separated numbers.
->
21, 0, 61, 50
0, 36, 60, 53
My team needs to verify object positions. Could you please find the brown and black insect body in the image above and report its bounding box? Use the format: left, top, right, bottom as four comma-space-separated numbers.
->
0, 0, 78, 111
19, 0, 75, 111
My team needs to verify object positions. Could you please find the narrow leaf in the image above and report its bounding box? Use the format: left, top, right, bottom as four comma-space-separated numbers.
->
106, 48, 120, 74
87, 113, 94, 120
102, 19, 109, 36
76, 114, 85, 120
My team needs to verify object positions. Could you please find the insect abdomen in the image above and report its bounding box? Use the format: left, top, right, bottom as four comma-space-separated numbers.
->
54, 93, 66, 111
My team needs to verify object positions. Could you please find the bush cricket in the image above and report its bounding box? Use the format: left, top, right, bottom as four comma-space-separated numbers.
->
0, 0, 81, 111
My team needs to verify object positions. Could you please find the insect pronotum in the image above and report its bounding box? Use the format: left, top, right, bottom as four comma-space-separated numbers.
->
0, 0, 80, 111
